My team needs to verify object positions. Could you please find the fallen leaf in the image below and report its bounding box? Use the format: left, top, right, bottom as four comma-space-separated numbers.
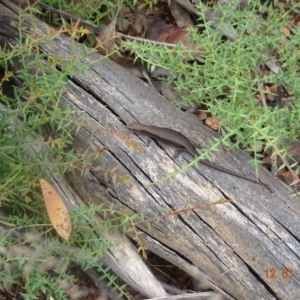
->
128, 12, 148, 37
197, 111, 207, 121
205, 116, 221, 131
156, 25, 201, 59
40, 179, 72, 241
287, 142, 300, 162
269, 84, 278, 94
278, 169, 294, 185
95, 19, 117, 56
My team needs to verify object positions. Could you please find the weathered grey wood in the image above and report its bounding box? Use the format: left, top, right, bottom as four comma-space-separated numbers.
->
0, 99, 168, 299
0, 3, 169, 299
1, 1, 300, 299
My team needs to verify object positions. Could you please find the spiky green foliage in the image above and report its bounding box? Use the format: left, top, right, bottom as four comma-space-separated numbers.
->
0, 3, 134, 299
126, 0, 300, 176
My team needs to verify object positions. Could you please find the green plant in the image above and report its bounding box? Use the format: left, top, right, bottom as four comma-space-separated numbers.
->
0, 3, 134, 299
0, 203, 134, 299
2, 1, 206, 296
126, 0, 300, 179
41, 0, 139, 24
3, 0, 298, 297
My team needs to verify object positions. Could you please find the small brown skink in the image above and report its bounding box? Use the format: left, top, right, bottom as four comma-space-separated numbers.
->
126, 122, 268, 188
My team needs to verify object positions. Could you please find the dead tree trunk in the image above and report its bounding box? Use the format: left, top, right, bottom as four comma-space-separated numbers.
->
1, 1, 300, 299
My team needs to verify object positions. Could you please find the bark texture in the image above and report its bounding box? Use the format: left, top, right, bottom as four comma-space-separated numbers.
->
1, 1, 299, 299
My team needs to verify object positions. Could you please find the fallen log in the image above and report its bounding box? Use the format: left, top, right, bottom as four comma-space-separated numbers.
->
1, 1, 300, 299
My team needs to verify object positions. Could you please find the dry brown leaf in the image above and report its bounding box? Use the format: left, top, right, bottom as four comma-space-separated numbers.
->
40, 179, 72, 241
95, 19, 117, 56
287, 142, 300, 162
128, 12, 148, 37
205, 116, 220, 131
157, 25, 188, 44
156, 25, 201, 59
197, 111, 207, 121
278, 169, 294, 185
281, 26, 290, 37
269, 84, 278, 94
